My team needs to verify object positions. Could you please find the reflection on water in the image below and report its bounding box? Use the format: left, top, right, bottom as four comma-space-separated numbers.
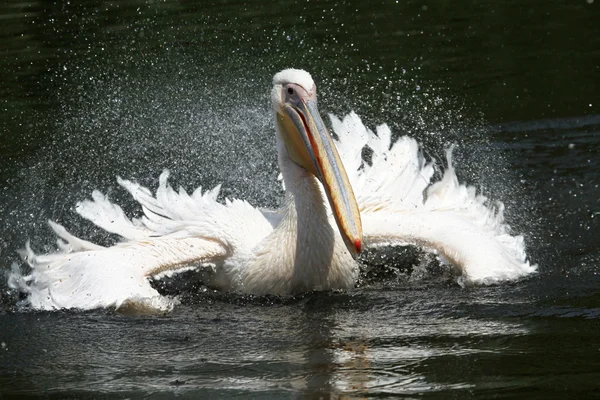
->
0, 290, 537, 397
2, 284, 600, 397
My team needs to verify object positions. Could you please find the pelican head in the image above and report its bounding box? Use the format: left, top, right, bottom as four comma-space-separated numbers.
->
271, 69, 363, 256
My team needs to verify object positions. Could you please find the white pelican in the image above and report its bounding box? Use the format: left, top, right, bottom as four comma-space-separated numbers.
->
9, 69, 536, 311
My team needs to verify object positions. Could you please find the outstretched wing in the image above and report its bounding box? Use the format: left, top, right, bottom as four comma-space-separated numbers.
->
331, 112, 536, 284
10, 171, 273, 311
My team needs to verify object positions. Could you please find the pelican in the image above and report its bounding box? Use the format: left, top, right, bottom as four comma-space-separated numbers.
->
9, 69, 536, 311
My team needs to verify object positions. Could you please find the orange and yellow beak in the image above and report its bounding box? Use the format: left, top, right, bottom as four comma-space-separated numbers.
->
276, 84, 363, 257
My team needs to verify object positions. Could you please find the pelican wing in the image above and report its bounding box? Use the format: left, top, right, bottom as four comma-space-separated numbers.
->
10, 171, 274, 311
330, 112, 434, 213
331, 112, 536, 284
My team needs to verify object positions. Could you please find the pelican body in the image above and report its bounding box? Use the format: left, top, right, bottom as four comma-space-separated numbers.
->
9, 69, 536, 311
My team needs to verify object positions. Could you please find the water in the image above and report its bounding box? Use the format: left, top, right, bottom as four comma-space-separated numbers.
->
1, 0, 599, 397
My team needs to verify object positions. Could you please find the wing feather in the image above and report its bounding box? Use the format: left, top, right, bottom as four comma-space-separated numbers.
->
10, 171, 273, 311
332, 112, 536, 284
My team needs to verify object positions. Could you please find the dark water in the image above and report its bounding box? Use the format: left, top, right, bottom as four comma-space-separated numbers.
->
1, 0, 599, 398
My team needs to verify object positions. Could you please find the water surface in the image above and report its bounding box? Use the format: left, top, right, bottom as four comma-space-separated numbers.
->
1, 0, 599, 398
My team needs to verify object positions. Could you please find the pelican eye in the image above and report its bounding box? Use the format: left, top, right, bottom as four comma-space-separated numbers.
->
287, 87, 294, 95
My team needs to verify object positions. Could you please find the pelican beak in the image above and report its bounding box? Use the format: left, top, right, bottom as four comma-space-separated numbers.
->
277, 85, 363, 256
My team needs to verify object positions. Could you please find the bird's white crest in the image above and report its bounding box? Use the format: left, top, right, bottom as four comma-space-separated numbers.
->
273, 68, 314, 90
8, 69, 537, 312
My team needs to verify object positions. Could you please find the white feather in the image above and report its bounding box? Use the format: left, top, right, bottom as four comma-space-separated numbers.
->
331, 113, 536, 284
9, 69, 537, 312
9, 176, 271, 311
